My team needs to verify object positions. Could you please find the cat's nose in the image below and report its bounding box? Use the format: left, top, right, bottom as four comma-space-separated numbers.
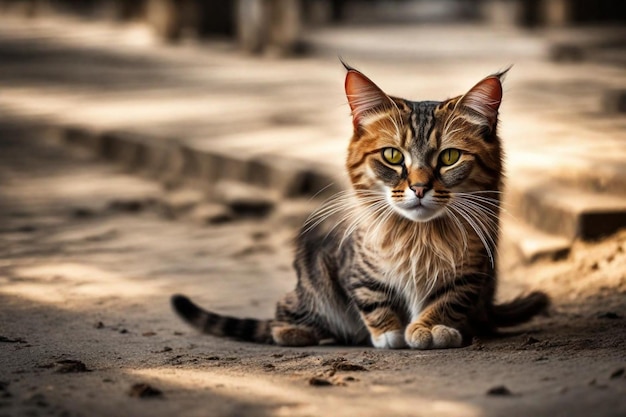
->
409, 183, 430, 198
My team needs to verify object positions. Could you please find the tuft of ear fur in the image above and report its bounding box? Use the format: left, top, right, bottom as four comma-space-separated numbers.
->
344, 66, 393, 129
459, 67, 510, 129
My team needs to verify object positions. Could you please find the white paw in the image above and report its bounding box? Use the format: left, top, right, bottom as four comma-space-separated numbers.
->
371, 330, 407, 349
405, 325, 432, 349
405, 323, 463, 349
431, 325, 463, 349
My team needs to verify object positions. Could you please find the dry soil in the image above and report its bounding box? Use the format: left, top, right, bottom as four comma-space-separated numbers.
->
1, 121, 625, 417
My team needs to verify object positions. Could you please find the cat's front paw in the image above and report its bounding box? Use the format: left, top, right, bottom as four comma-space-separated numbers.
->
431, 325, 463, 348
405, 323, 462, 349
371, 330, 407, 349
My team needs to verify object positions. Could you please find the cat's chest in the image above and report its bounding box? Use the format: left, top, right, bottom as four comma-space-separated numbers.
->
357, 242, 460, 314
382, 258, 455, 299
371, 241, 460, 284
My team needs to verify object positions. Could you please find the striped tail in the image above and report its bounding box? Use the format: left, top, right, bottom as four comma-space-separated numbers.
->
490, 291, 550, 328
171, 294, 274, 344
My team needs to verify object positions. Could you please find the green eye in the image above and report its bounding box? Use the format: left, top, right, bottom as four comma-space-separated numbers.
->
382, 148, 404, 165
440, 149, 461, 166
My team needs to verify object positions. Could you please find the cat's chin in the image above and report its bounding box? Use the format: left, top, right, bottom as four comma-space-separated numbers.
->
393, 205, 443, 223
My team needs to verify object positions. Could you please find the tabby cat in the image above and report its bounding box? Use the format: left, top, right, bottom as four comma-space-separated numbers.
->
172, 64, 549, 349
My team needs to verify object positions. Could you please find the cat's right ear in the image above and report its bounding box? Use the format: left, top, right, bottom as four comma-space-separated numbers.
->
345, 69, 393, 129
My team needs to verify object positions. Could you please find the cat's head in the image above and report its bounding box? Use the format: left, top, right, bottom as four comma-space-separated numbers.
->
344, 66, 506, 223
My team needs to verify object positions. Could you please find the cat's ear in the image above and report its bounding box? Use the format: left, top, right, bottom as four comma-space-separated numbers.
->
459, 68, 509, 128
345, 68, 393, 128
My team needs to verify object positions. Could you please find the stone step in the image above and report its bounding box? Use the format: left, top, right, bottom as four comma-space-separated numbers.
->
55, 124, 343, 201
506, 177, 626, 241
499, 216, 571, 265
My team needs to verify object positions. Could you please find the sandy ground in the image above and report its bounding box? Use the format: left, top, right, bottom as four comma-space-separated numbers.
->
1, 120, 625, 417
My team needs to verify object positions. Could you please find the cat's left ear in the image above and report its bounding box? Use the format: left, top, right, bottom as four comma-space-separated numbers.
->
459, 68, 509, 128
344, 66, 394, 129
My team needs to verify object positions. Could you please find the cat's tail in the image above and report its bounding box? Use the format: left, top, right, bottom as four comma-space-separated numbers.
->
171, 294, 274, 344
490, 291, 550, 328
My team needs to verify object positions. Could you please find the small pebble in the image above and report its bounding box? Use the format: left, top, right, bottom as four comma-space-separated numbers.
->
486, 385, 513, 396
334, 363, 368, 372
472, 342, 485, 351
522, 336, 540, 346
109, 200, 145, 212
128, 383, 163, 398
54, 360, 89, 374
597, 312, 621, 319
321, 357, 346, 366
0, 336, 26, 343
72, 208, 94, 218
308, 377, 333, 387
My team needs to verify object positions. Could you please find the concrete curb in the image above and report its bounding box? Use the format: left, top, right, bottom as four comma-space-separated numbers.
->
58, 124, 344, 201
506, 176, 626, 242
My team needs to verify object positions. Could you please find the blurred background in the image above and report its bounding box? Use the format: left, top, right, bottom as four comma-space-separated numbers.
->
0, 0, 624, 266
0, 0, 625, 59
1, 0, 625, 52
0, 3, 625, 416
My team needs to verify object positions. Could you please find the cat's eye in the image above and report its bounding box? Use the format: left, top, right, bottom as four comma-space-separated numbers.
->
439, 149, 461, 166
382, 148, 404, 165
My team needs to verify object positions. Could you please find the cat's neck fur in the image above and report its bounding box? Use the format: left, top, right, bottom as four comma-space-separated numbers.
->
357, 206, 470, 289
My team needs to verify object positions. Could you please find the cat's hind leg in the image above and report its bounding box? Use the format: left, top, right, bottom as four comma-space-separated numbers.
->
271, 291, 324, 347
271, 322, 319, 346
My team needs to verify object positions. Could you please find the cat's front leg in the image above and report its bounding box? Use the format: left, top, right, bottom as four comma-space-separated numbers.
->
359, 310, 406, 349
360, 308, 406, 349
350, 280, 406, 349
405, 277, 481, 349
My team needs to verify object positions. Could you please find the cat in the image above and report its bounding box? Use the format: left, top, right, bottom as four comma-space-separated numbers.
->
171, 64, 549, 349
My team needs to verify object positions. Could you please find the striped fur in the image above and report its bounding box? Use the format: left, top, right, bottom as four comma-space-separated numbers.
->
172, 66, 549, 349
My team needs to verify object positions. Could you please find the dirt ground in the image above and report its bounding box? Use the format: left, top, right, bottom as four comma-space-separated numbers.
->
1, 120, 625, 417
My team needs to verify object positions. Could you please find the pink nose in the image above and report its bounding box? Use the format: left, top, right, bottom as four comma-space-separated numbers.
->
410, 184, 430, 198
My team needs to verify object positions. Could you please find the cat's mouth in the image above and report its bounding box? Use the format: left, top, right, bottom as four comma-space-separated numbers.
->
394, 200, 442, 222
405, 202, 432, 214
398, 197, 429, 210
